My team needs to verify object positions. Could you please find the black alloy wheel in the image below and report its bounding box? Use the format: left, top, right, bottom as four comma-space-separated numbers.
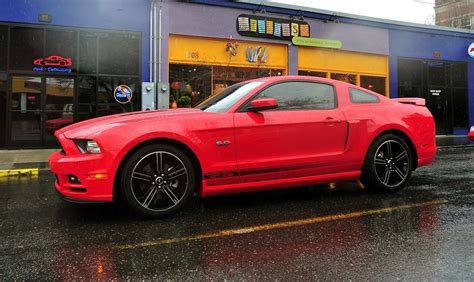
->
360, 134, 413, 193
121, 144, 195, 218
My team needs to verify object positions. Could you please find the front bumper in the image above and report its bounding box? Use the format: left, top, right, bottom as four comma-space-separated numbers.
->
49, 139, 114, 203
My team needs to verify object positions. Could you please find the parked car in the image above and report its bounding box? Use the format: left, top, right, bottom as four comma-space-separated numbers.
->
469, 126, 474, 141
49, 76, 436, 218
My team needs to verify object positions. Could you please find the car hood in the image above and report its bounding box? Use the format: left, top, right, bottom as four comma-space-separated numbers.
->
57, 108, 203, 139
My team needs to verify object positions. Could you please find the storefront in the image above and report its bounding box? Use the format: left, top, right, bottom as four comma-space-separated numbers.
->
298, 48, 389, 95
167, 35, 287, 107
2, 0, 474, 149
0, 0, 149, 148
0, 23, 141, 148
389, 29, 474, 135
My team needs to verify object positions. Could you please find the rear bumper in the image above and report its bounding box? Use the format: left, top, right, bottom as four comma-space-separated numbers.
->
417, 145, 437, 168
49, 151, 114, 202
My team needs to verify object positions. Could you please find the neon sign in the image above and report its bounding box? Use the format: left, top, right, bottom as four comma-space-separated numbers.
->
114, 85, 133, 104
33, 55, 73, 73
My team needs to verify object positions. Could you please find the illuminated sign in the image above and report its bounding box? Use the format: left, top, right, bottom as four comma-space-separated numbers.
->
237, 14, 310, 41
292, 36, 342, 49
114, 85, 133, 104
33, 55, 73, 73
468, 43, 474, 58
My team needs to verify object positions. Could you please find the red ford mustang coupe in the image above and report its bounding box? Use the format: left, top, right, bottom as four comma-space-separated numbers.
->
49, 76, 436, 218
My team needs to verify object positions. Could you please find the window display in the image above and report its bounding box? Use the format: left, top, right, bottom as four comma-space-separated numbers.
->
169, 64, 284, 108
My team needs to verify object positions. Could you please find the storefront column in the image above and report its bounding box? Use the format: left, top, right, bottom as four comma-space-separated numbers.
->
288, 44, 298, 75
157, 1, 170, 109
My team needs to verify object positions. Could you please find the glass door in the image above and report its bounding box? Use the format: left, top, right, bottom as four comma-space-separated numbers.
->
9, 75, 76, 147
44, 77, 75, 146
10, 76, 43, 147
426, 61, 449, 135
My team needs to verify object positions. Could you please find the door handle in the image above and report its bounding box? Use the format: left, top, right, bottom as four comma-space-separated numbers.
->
323, 117, 341, 123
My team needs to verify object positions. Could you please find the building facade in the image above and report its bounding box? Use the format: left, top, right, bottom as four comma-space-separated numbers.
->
0, 0, 473, 149
435, 0, 474, 29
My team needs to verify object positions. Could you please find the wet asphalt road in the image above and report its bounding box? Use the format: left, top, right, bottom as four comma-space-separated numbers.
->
0, 148, 473, 280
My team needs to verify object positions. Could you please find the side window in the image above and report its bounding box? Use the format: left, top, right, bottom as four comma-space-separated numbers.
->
349, 88, 380, 103
254, 81, 336, 110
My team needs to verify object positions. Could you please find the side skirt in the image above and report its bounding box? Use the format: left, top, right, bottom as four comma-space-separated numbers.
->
199, 171, 361, 197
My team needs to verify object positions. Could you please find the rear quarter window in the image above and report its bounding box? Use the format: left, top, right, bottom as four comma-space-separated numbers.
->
349, 88, 380, 103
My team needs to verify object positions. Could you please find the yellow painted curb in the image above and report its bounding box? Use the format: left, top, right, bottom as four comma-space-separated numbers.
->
0, 168, 39, 178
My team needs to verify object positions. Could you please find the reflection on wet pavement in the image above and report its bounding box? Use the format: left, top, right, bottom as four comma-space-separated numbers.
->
0, 148, 473, 279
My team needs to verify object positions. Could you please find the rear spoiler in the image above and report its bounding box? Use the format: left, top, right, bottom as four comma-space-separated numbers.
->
392, 98, 426, 106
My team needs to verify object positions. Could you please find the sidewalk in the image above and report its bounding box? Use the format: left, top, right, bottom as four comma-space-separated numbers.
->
0, 136, 472, 176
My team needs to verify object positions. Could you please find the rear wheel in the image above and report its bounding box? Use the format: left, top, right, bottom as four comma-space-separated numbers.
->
120, 144, 195, 218
360, 134, 412, 193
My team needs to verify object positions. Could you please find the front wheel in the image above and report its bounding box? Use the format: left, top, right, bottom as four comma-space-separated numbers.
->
120, 144, 196, 218
360, 134, 413, 193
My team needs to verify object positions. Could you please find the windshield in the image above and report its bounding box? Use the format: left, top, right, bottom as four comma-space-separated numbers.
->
196, 81, 263, 112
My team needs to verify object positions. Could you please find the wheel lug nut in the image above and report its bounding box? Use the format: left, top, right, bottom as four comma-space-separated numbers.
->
152, 182, 155, 184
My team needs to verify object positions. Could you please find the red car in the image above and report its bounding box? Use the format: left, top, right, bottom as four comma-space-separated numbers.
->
34, 55, 72, 67
469, 126, 474, 141
49, 76, 436, 218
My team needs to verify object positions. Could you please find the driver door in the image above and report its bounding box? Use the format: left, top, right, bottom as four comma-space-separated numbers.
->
233, 81, 348, 183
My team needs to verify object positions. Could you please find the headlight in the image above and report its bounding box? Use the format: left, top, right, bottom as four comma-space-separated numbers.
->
74, 139, 101, 154
470, 126, 474, 132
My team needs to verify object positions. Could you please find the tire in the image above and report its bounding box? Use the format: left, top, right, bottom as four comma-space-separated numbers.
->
360, 134, 413, 193
120, 144, 196, 218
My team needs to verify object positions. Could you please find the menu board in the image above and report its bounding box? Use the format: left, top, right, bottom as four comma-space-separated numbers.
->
236, 14, 310, 41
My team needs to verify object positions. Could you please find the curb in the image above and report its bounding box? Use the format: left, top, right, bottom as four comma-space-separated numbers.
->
437, 145, 474, 150
0, 168, 39, 177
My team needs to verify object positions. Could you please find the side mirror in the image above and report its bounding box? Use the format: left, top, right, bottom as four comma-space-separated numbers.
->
249, 98, 278, 112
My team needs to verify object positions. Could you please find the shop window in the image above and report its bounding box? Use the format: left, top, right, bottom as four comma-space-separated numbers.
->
452, 88, 468, 128
169, 64, 284, 108
398, 59, 423, 88
451, 63, 467, 87
298, 70, 326, 78
169, 64, 212, 107
399, 86, 424, 99
45, 29, 77, 72
427, 61, 447, 86
256, 81, 335, 110
0, 26, 7, 71
10, 27, 43, 71
11, 76, 41, 111
79, 32, 98, 74
78, 76, 96, 104
98, 33, 139, 75
349, 88, 380, 103
330, 73, 356, 85
212, 66, 283, 98
97, 76, 139, 112
360, 75, 386, 95
45, 77, 74, 111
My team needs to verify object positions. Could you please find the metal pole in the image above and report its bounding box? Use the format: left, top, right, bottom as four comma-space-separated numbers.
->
149, 0, 154, 82
158, 5, 162, 84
